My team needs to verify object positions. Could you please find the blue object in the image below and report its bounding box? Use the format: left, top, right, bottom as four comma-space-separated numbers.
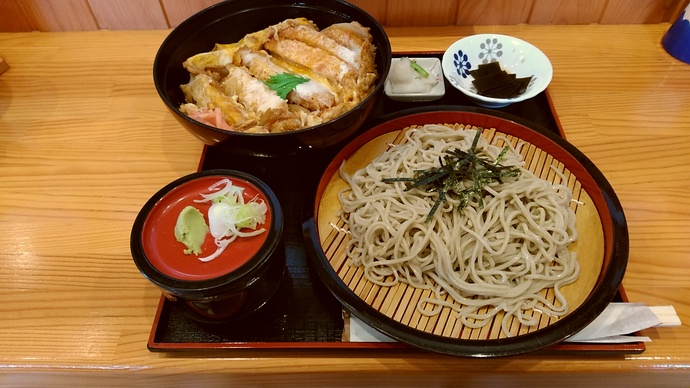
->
662, 7, 690, 64
453, 50, 471, 78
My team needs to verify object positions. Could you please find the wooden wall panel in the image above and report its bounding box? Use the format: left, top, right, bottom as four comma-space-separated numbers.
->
88, 0, 168, 30
529, 0, 605, 24
346, 0, 388, 26
385, 0, 458, 26
0, 0, 97, 32
162, 0, 222, 28
0, 1, 36, 32
455, 0, 533, 25
602, 0, 678, 24
31, 0, 99, 31
0, 0, 688, 32
672, 0, 690, 19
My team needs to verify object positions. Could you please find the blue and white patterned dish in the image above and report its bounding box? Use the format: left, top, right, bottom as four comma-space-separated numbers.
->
441, 34, 552, 108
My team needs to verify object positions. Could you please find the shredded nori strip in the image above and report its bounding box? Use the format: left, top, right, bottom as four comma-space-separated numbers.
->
382, 130, 521, 221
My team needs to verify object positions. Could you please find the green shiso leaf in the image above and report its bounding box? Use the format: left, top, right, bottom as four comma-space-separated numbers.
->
263, 73, 310, 99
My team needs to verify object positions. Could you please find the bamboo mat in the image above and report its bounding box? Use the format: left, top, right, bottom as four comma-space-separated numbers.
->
317, 124, 605, 340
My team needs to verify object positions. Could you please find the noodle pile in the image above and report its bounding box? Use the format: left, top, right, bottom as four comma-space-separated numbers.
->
339, 124, 579, 337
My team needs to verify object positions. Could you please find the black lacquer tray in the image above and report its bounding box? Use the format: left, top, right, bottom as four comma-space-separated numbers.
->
147, 53, 645, 354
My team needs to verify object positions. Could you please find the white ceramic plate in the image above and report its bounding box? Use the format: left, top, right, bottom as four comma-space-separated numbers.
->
384, 57, 445, 102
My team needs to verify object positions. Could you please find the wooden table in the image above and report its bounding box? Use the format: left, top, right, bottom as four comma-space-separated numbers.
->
0, 24, 688, 386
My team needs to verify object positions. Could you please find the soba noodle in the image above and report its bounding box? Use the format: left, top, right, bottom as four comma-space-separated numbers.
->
338, 124, 579, 337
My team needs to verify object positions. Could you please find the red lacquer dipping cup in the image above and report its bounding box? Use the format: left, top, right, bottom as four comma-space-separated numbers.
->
130, 169, 284, 320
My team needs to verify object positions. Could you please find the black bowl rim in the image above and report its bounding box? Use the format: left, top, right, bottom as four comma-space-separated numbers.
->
130, 169, 284, 297
302, 105, 629, 357
152, 0, 392, 140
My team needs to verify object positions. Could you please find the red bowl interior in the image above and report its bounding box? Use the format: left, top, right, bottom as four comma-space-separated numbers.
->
142, 175, 271, 281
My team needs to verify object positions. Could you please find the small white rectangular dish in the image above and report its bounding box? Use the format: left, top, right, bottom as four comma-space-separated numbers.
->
384, 57, 445, 102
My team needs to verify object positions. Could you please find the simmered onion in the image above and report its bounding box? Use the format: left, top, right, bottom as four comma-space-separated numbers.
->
194, 179, 267, 262
388, 58, 438, 93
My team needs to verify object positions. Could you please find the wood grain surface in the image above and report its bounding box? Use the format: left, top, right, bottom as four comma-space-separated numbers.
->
0, 24, 689, 386
0, 0, 688, 31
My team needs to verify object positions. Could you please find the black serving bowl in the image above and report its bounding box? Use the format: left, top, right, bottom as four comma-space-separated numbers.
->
130, 169, 285, 321
153, 0, 392, 157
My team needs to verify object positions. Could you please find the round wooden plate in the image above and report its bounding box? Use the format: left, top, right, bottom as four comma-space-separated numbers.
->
303, 107, 628, 357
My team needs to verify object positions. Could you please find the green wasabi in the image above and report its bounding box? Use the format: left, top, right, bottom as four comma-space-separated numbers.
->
174, 206, 209, 255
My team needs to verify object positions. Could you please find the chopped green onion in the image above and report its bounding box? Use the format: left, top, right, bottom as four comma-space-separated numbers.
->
409, 60, 429, 78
